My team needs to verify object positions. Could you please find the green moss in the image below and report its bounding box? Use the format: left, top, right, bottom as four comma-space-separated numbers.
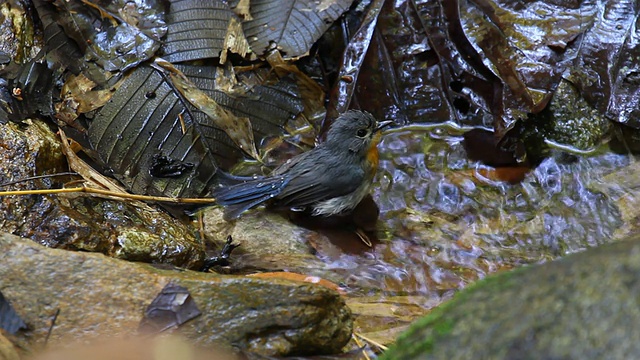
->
381, 266, 527, 359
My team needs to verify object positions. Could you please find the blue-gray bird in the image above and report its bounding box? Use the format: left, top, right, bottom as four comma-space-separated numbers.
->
213, 110, 392, 220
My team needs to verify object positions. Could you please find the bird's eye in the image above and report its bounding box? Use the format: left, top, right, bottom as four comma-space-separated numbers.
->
356, 129, 368, 138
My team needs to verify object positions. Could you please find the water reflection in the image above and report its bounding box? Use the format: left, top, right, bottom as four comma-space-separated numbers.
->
319, 127, 628, 306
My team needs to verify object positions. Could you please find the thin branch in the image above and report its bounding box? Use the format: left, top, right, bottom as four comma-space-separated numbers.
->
354, 332, 389, 351
0, 172, 79, 188
0, 185, 216, 204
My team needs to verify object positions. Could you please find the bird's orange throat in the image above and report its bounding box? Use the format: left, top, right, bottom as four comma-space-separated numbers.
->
366, 132, 383, 172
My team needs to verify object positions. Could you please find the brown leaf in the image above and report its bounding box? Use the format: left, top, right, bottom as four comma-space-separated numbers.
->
155, 59, 260, 160
266, 50, 326, 124
55, 73, 119, 125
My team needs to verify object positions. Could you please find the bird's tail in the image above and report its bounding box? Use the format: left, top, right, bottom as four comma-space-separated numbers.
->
212, 175, 289, 220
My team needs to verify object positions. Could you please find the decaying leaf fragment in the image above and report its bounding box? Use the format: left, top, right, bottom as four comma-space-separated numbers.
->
154, 59, 260, 160
266, 50, 326, 124
232, 0, 252, 20
55, 73, 119, 125
220, 16, 251, 64
138, 283, 201, 333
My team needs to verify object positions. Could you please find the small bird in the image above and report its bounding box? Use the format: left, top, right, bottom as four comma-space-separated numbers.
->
213, 110, 393, 220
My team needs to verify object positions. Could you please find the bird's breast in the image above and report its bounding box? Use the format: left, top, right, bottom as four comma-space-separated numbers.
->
365, 132, 383, 173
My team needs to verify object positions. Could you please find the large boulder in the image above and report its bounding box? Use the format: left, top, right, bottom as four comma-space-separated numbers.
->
382, 236, 640, 360
0, 232, 352, 356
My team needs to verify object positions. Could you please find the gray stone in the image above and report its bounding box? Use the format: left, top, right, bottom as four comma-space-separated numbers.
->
0, 232, 352, 356
382, 236, 640, 360
203, 207, 314, 257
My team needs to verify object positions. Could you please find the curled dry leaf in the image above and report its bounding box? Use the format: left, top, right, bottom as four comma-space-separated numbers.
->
58, 128, 134, 195
155, 59, 260, 160
55, 73, 119, 125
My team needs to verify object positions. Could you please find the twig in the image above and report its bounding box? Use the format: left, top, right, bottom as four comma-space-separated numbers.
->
0, 185, 216, 204
44, 308, 60, 347
352, 333, 372, 360
0, 172, 79, 188
354, 332, 388, 351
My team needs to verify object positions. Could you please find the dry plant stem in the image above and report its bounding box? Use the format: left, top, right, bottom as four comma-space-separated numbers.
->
0, 186, 216, 204
352, 334, 372, 360
354, 332, 388, 351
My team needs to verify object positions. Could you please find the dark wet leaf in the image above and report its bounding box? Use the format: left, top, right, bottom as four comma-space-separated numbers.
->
32, 0, 108, 84
458, 0, 595, 132
0, 60, 55, 122
412, 0, 504, 129
0, 291, 27, 334
567, 0, 640, 128
162, 0, 250, 64
88, 65, 225, 198
88, 64, 303, 198
180, 65, 304, 141
266, 50, 326, 125
48, 0, 163, 72
138, 283, 201, 333
323, 0, 384, 136
86, 0, 168, 41
243, 0, 354, 57
155, 59, 259, 159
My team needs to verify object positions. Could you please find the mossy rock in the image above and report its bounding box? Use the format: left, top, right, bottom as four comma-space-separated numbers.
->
382, 236, 640, 360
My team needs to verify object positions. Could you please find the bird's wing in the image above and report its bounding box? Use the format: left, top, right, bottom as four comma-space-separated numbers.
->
274, 153, 364, 208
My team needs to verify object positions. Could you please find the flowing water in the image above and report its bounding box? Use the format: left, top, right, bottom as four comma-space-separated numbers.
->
297, 125, 635, 344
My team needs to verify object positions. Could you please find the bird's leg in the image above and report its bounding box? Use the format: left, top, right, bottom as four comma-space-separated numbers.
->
354, 228, 373, 247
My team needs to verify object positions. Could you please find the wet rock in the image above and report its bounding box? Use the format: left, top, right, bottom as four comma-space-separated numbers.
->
381, 236, 640, 360
203, 207, 314, 258
0, 232, 352, 356
0, 0, 43, 64
526, 79, 611, 153
0, 120, 205, 268
0, 332, 18, 360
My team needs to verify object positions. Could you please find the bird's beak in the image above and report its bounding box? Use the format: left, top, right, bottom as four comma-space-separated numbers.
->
375, 120, 394, 132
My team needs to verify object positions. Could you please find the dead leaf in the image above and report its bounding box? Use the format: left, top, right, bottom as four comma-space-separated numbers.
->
220, 16, 251, 64
55, 73, 119, 125
232, 0, 252, 20
155, 59, 260, 160
266, 50, 326, 124
58, 128, 133, 194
